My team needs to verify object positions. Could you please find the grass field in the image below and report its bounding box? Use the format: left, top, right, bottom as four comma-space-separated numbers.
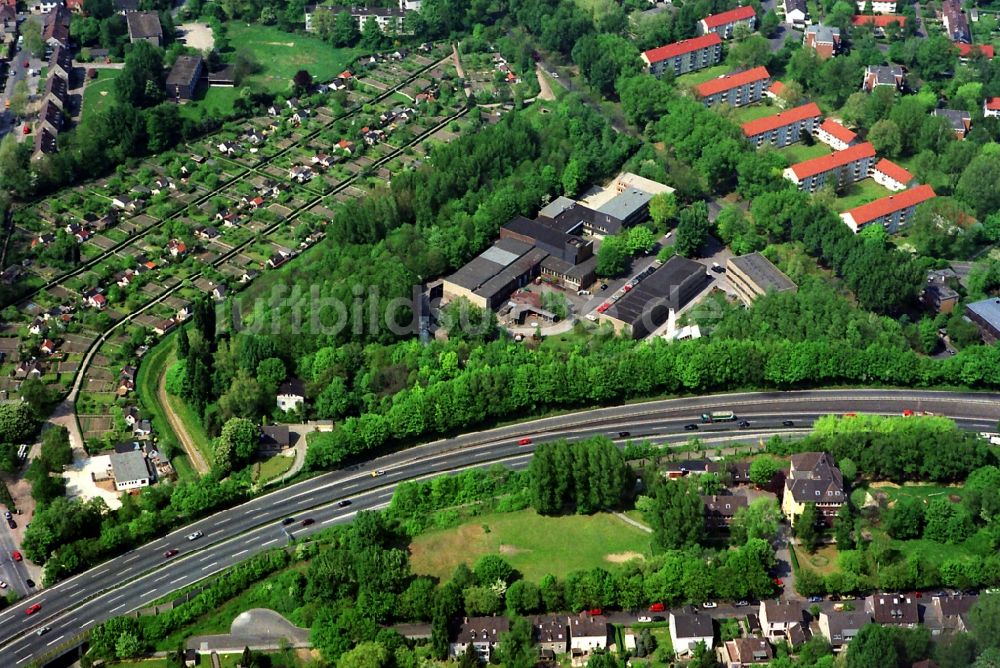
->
409, 509, 651, 582
834, 178, 892, 211
225, 23, 363, 92
179, 86, 242, 121
81, 71, 120, 119
676, 64, 731, 88
778, 142, 831, 165
731, 103, 783, 124
793, 544, 840, 576
254, 452, 294, 483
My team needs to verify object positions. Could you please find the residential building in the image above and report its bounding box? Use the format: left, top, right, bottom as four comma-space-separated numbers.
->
818, 610, 872, 650
765, 80, 787, 104
44, 73, 68, 109
726, 252, 797, 305
957, 43, 994, 60
259, 424, 291, 452
32, 128, 58, 161
854, 0, 895, 11
933, 108, 972, 138
114, 0, 139, 12
926, 595, 977, 635
699, 5, 756, 38
784, 0, 807, 25
641, 33, 723, 77
815, 118, 857, 150
782, 142, 876, 191
664, 460, 718, 478
922, 268, 960, 314
759, 600, 804, 641
276, 378, 306, 412
719, 637, 774, 665
568, 614, 611, 655
695, 66, 770, 107
852, 14, 904, 35
804, 24, 841, 58
126, 10, 162, 45
597, 255, 707, 339
984, 97, 1000, 117
442, 238, 549, 310
531, 615, 569, 655
741, 102, 822, 148
701, 494, 748, 527
449, 617, 510, 662
109, 449, 152, 491
781, 452, 846, 525
941, 0, 971, 43
862, 64, 905, 92
966, 297, 1000, 343
871, 158, 915, 191
166, 55, 203, 100
49, 45, 72, 80
839, 184, 936, 234
865, 594, 920, 627
305, 5, 410, 34
669, 608, 714, 655
42, 5, 71, 47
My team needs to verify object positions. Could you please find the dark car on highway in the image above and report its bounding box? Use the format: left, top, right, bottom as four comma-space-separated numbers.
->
618, 431, 631, 438
684, 424, 698, 431
782, 420, 795, 427
301, 518, 315, 526
738, 420, 750, 429
164, 549, 179, 558
338, 500, 352, 508
281, 517, 295, 526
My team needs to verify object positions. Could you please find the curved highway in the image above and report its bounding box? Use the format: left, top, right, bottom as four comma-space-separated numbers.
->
6, 389, 1000, 664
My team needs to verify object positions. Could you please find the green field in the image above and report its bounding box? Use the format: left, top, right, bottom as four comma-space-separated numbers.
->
409, 509, 651, 582
676, 64, 731, 88
834, 178, 892, 211
225, 23, 363, 92
731, 103, 783, 124
81, 71, 120, 119
778, 142, 831, 165
179, 86, 242, 121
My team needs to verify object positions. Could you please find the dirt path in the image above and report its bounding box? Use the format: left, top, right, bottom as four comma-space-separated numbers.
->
535, 64, 556, 101
158, 357, 210, 474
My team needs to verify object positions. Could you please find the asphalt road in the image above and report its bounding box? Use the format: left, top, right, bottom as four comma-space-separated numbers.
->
3, 389, 1000, 664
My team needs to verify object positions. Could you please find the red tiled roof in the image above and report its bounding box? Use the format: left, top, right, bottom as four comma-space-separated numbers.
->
843, 184, 936, 225
852, 14, 904, 27
788, 141, 875, 180
696, 66, 770, 97
957, 43, 995, 59
987, 97, 1000, 111
874, 158, 913, 185
819, 118, 857, 144
741, 102, 822, 137
643, 33, 722, 64
768, 80, 786, 96
702, 5, 756, 29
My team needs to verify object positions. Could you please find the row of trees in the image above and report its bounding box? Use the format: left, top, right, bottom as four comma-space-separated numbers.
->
528, 438, 629, 515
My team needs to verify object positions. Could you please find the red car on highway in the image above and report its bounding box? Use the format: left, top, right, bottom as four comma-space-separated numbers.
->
25, 603, 40, 615
12, 550, 22, 562
518, 438, 532, 446
164, 549, 179, 558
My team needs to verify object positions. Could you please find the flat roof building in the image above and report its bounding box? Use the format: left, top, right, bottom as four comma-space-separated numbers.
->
109, 449, 151, 491
726, 252, 797, 305
597, 255, 706, 339
166, 55, 204, 100
966, 297, 1000, 343
442, 238, 548, 310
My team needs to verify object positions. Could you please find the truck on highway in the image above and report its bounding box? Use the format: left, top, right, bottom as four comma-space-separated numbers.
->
701, 410, 736, 423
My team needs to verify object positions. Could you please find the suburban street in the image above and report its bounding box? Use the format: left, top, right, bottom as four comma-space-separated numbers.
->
0, 389, 998, 664
0, 14, 42, 140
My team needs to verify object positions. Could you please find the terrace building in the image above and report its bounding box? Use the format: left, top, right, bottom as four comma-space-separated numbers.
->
871, 158, 915, 191
448, 617, 510, 662
695, 66, 770, 107
782, 142, 876, 191
865, 594, 920, 627
839, 184, 936, 234
760, 600, 804, 641
641, 33, 723, 77
740, 102, 822, 148
699, 5, 756, 38
42, 5, 71, 48
726, 252, 797, 305
719, 637, 775, 665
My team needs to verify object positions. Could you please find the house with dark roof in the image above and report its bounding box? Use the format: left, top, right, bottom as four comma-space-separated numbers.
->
741, 102, 822, 148
933, 108, 972, 139
760, 600, 804, 640
818, 610, 871, 650
669, 608, 714, 654
726, 252, 797, 305
449, 617, 510, 663
530, 615, 569, 655
699, 5, 756, 38
783, 142, 876, 192
258, 424, 291, 452
720, 637, 774, 664
926, 594, 977, 635
855, 0, 896, 11
784, 0, 807, 25
641, 33, 722, 77
44, 74, 68, 108
804, 24, 841, 58
781, 452, 845, 525
966, 297, 1000, 343
865, 593, 920, 627
32, 127, 58, 161
166, 55, 204, 100
922, 268, 960, 314
941, 0, 971, 43
114, 0, 139, 12
126, 11, 162, 45
840, 184, 936, 234
701, 493, 748, 527
277, 378, 306, 412
442, 238, 549, 310
862, 64, 905, 92
48, 45, 72, 80
695, 66, 771, 107
42, 5, 71, 48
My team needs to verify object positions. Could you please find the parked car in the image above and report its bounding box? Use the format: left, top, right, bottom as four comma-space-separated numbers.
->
186, 531, 203, 541
702, 602, 717, 609
735, 600, 748, 607
587, 608, 602, 616
637, 616, 652, 623
649, 602, 665, 612
518, 438, 532, 446
12, 550, 22, 561
163, 549, 179, 558
0, 580, 7, 589
25, 603, 40, 615
3, 511, 11, 520
774, 578, 784, 587
6, 518, 15, 529
808, 596, 823, 602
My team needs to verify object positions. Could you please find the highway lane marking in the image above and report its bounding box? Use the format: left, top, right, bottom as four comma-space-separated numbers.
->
344, 483, 357, 490
200, 562, 217, 571
123, 554, 142, 564
46, 634, 64, 646
120, 566, 133, 575
111, 604, 125, 612
323, 511, 357, 525
261, 538, 278, 547
212, 519, 228, 527
107, 594, 125, 604
233, 549, 249, 557
198, 552, 216, 562
145, 588, 157, 597
15, 655, 29, 665
82, 619, 95, 627
170, 577, 186, 585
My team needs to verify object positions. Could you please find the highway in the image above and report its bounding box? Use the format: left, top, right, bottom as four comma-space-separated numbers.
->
3, 388, 1000, 664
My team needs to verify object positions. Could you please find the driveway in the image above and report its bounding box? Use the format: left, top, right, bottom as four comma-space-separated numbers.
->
187, 609, 311, 653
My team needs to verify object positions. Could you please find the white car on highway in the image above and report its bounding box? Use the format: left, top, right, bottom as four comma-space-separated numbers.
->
186, 530, 203, 541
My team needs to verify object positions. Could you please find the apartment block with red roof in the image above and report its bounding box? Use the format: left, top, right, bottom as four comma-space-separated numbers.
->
699, 5, 756, 38
840, 185, 936, 233
852, 14, 904, 31
741, 102, 822, 148
642, 34, 722, 77
782, 142, 876, 192
872, 158, 915, 192
815, 118, 858, 150
984, 97, 1000, 118
695, 66, 770, 107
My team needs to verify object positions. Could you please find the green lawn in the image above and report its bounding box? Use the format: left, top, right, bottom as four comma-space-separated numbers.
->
778, 142, 831, 165
834, 178, 893, 211
731, 103, 784, 124
179, 86, 242, 121
409, 509, 651, 582
225, 22, 363, 92
254, 452, 294, 483
676, 64, 731, 88
81, 71, 120, 121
